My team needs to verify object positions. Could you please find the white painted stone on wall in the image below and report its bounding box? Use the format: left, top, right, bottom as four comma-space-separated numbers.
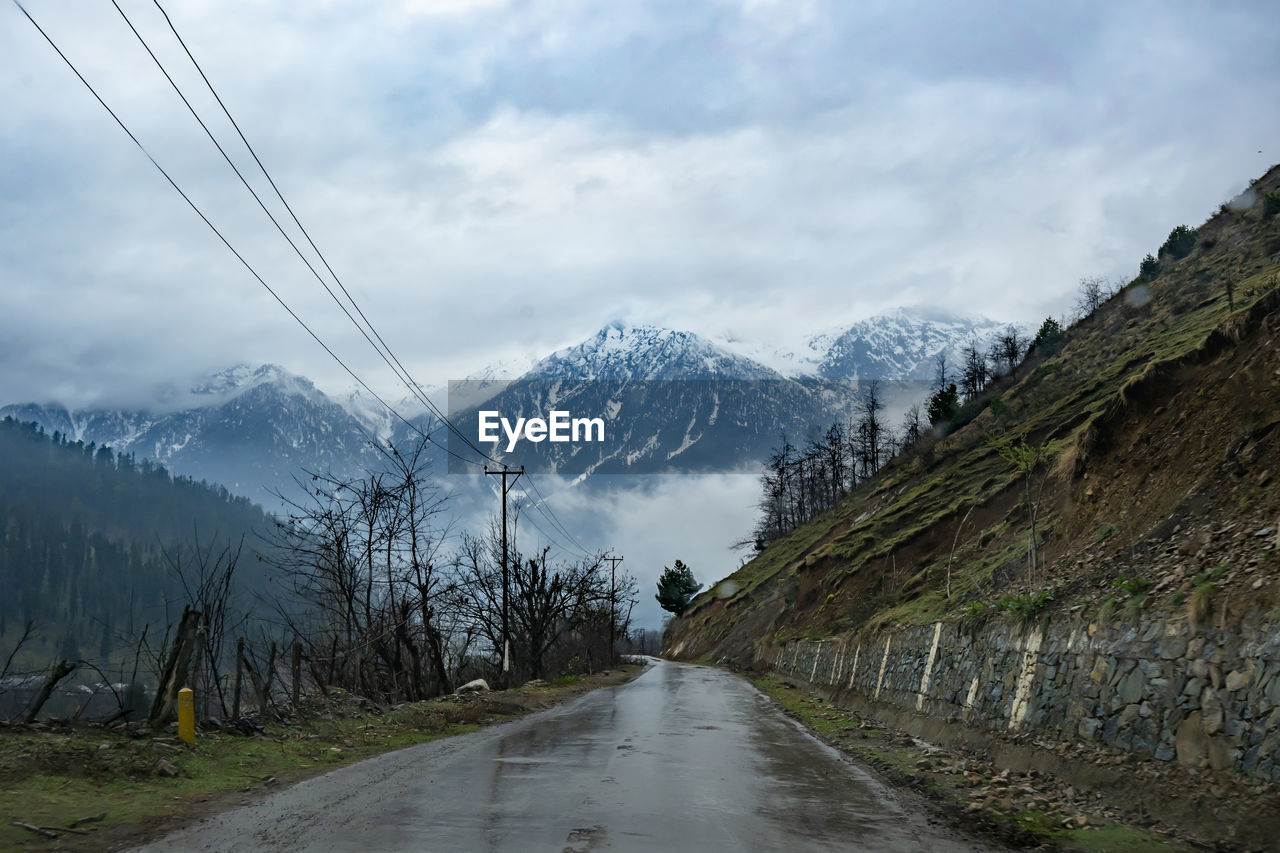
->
810, 641, 823, 682
847, 644, 861, 689
1009, 627, 1044, 729
918, 621, 944, 711
875, 636, 892, 699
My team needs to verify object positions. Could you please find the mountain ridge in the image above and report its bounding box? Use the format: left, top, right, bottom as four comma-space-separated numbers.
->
2, 309, 1011, 500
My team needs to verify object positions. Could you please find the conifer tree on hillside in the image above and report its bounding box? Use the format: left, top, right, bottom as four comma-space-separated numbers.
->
656, 561, 701, 616
1030, 317, 1063, 353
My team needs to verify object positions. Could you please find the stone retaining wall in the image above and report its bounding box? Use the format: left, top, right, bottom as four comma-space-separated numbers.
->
769, 614, 1280, 780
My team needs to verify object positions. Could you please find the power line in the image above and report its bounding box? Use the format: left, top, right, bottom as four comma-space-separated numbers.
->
523, 474, 594, 558
142, 0, 500, 468
10, 0, 452, 469
106, 0, 489, 471
17, 0, 595, 555
482, 473, 583, 559
140, 1, 600, 553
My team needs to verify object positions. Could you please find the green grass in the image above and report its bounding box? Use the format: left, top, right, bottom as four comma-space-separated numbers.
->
993, 587, 1055, 618
996, 811, 1187, 852
1062, 824, 1192, 852
0, 707, 498, 849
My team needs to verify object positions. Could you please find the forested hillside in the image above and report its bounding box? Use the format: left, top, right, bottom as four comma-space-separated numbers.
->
0, 418, 277, 664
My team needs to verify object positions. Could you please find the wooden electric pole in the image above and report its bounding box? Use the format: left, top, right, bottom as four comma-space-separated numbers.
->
604, 553, 623, 667
485, 465, 523, 684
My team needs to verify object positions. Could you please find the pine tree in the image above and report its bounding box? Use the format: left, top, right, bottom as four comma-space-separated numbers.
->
655, 560, 701, 616
1031, 317, 1063, 352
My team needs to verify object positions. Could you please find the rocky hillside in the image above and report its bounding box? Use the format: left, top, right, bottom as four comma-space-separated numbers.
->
668, 164, 1280, 668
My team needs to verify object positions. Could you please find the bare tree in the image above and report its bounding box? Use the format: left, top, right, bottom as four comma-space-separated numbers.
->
900, 404, 923, 450
996, 325, 1025, 377
853, 381, 886, 479
990, 433, 1059, 583
164, 529, 245, 720
265, 438, 456, 703
0, 621, 36, 684
454, 517, 618, 681
959, 341, 988, 400
1075, 276, 1112, 319
932, 351, 951, 393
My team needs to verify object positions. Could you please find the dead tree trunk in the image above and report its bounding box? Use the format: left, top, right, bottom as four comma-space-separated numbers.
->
148, 606, 202, 729
291, 639, 302, 710
231, 637, 244, 720
262, 642, 278, 708
242, 641, 278, 717
23, 660, 76, 723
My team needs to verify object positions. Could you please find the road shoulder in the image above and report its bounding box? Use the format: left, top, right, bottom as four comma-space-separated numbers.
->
749, 672, 1203, 852
0, 663, 646, 851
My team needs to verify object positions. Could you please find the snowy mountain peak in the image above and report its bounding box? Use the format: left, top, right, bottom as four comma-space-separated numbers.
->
190, 363, 289, 397
531, 323, 782, 382
817, 309, 1010, 382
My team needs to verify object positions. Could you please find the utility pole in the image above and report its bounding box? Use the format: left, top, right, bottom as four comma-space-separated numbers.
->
485, 466, 523, 685
604, 553, 624, 667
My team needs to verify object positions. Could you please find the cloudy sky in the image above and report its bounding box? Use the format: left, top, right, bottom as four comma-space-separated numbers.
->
2, 0, 1278, 409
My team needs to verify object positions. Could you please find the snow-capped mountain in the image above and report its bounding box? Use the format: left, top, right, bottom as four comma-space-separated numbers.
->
816, 309, 1011, 382
438, 322, 856, 476
1, 309, 1013, 501
710, 325, 845, 378
714, 309, 1010, 382
533, 322, 786, 382
2, 364, 382, 507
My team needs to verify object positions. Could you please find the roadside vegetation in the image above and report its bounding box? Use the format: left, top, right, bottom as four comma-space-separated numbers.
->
0, 664, 641, 850
0, 420, 645, 746
754, 674, 1191, 852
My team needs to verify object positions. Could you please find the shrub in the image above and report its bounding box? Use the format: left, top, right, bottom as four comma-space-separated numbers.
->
1158, 225, 1197, 261
1115, 575, 1151, 596
1097, 596, 1118, 624
993, 587, 1054, 618
1263, 191, 1280, 219
1030, 317, 1063, 353
1139, 253, 1160, 280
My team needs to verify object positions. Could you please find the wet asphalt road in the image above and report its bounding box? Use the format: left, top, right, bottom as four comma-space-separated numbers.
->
135, 660, 998, 852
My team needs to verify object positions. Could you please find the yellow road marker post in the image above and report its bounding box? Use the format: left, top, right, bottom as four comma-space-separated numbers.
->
178, 687, 195, 745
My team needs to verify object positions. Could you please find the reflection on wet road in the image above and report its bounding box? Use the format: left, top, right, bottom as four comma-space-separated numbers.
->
135, 660, 998, 851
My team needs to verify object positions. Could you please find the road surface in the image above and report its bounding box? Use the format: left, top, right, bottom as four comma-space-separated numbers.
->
135, 660, 998, 852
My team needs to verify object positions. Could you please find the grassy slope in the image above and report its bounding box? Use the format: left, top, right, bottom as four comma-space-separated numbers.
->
670, 165, 1280, 662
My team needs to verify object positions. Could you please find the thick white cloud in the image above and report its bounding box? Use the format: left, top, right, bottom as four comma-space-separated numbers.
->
504, 473, 762, 629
